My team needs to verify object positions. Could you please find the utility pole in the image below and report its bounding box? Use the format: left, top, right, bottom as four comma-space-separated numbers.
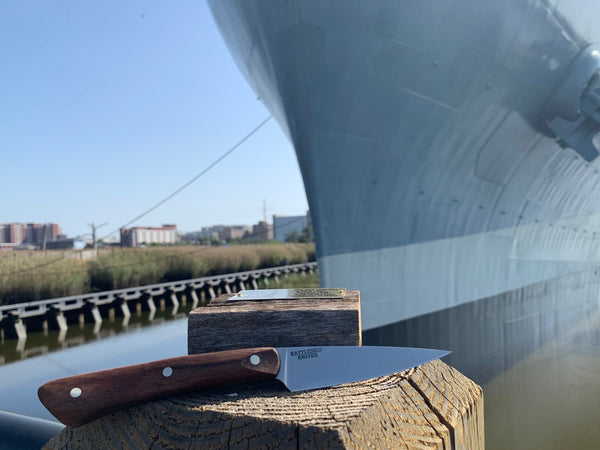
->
262, 199, 273, 241
262, 199, 270, 223
88, 222, 108, 255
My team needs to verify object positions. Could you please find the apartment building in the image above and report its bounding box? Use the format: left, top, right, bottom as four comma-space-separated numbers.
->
0, 222, 62, 245
218, 225, 251, 241
120, 224, 178, 247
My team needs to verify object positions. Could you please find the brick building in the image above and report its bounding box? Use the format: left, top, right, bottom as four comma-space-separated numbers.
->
252, 221, 273, 241
0, 223, 62, 245
218, 226, 250, 241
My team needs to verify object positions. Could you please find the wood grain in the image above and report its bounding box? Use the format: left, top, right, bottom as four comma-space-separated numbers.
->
188, 290, 361, 354
43, 360, 484, 449
38, 348, 279, 427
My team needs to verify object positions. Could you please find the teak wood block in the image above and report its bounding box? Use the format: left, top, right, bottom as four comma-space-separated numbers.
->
44, 359, 484, 449
188, 290, 362, 354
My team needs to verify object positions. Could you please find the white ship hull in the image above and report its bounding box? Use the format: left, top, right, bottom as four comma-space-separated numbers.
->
209, 0, 600, 380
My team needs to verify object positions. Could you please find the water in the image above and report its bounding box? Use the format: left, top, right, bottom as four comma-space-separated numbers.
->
1, 304, 599, 448
484, 314, 600, 449
0, 304, 193, 367
0, 306, 189, 422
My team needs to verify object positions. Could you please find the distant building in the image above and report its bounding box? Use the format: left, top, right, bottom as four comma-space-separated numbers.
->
46, 238, 85, 250
252, 221, 273, 241
7, 223, 23, 244
272, 214, 310, 242
120, 224, 178, 247
100, 236, 121, 247
200, 225, 227, 239
0, 222, 62, 245
218, 226, 251, 241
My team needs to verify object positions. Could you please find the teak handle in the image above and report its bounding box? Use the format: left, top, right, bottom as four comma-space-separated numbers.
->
37, 347, 280, 426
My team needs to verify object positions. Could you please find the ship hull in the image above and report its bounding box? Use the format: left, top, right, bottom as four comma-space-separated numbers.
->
209, 0, 600, 381
364, 266, 600, 383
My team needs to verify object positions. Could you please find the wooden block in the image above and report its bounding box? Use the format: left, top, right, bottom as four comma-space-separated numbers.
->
43, 360, 484, 449
188, 289, 361, 354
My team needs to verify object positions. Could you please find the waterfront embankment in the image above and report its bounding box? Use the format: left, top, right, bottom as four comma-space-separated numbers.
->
0, 244, 315, 305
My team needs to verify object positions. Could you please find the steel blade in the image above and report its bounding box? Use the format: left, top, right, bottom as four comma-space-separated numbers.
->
275, 346, 450, 392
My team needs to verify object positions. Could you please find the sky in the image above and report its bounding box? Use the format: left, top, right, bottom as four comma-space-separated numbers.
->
0, 1, 308, 239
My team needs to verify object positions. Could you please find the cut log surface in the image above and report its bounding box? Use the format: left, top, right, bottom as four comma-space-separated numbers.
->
44, 359, 484, 449
188, 290, 362, 354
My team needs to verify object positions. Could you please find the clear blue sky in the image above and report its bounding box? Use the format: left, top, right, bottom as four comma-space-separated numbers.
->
0, 1, 308, 239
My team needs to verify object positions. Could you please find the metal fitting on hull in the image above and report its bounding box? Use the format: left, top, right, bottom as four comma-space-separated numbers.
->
544, 45, 600, 161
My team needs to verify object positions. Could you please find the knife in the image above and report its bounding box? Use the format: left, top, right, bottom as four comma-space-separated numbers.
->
38, 346, 449, 426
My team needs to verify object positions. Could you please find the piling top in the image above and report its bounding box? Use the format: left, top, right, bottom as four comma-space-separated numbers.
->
43, 359, 484, 449
42, 288, 485, 448
188, 289, 361, 354
206, 288, 357, 311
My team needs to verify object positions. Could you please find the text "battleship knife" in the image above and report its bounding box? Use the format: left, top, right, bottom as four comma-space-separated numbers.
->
38, 346, 449, 426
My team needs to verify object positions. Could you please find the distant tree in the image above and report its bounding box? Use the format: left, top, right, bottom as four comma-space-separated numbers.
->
284, 231, 302, 243
196, 236, 221, 246
285, 226, 312, 243
226, 236, 282, 245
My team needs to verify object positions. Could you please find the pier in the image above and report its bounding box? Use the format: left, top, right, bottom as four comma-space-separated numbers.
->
0, 262, 317, 340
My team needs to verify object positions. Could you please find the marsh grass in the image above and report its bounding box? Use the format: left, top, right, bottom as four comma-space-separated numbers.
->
0, 244, 316, 305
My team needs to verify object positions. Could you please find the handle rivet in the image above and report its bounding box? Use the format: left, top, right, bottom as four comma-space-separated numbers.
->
250, 355, 260, 365
162, 367, 173, 377
70, 387, 82, 398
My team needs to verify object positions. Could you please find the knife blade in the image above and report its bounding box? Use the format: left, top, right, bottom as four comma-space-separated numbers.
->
37, 346, 449, 426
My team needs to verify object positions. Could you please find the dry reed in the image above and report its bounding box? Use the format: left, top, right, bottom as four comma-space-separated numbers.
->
0, 244, 316, 305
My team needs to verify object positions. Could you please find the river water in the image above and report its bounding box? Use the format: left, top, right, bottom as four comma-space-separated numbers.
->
0, 306, 191, 423
484, 313, 600, 449
1, 304, 599, 449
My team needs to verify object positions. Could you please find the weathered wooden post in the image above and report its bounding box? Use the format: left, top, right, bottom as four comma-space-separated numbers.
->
44, 289, 484, 449
115, 296, 132, 320
1, 313, 27, 340
186, 286, 200, 309
188, 288, 360, 353
45, 307, 68, 333
83, 302, 102, 326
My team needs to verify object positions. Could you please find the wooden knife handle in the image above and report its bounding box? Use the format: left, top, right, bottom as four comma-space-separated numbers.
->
37, 347, 279, 426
